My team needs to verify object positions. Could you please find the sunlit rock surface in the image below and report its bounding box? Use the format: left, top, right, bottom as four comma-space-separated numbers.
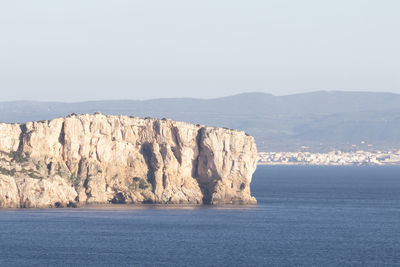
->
0, 114, 257, 208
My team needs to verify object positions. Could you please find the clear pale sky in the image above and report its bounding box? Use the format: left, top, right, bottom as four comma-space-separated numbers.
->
0, 0, 399, 102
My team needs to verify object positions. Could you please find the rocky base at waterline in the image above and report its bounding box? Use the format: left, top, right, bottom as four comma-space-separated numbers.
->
0, 114, 257, 208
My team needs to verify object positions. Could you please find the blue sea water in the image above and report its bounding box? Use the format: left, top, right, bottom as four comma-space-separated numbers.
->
0, 166, 399, 266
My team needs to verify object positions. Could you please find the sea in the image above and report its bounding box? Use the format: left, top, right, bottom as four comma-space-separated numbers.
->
0, 166, 399, 266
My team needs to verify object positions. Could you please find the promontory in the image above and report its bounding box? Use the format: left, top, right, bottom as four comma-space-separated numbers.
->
0, 114, 257, 208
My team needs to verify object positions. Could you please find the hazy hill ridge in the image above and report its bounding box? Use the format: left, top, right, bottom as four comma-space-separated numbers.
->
1, 91, 400, 151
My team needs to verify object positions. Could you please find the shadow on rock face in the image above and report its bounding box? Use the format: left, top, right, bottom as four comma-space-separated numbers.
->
111, 192, 126, 204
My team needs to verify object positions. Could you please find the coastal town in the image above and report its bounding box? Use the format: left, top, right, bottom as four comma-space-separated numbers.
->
258, 149, 400, 166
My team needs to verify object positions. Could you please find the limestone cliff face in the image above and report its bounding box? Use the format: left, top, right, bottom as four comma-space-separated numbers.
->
0, 114, 257, 208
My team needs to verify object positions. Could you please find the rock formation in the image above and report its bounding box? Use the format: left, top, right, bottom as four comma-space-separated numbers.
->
0, 114, 257, 208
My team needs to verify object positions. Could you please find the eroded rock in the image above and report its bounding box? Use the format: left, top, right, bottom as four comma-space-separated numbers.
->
0, 114, 257, 208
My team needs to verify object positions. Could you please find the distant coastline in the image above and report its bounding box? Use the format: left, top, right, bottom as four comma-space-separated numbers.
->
258, 150, 400, 166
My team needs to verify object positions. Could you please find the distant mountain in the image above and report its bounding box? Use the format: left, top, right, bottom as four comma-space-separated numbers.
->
1, 91, 400, 152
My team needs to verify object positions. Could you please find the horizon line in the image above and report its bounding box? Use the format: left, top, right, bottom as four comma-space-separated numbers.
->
0, 89, 398, 104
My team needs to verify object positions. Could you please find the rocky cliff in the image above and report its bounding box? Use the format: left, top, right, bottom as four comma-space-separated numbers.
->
0, 114, 257, 208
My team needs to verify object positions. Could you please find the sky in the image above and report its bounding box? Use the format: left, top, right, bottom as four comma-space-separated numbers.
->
0, 0, 399, 102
